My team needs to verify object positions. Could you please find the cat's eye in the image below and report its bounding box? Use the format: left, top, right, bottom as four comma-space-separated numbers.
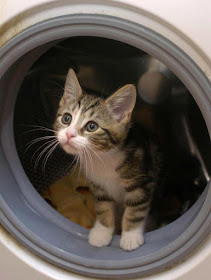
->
61, 113, 72, 125
85, 121, 98, 132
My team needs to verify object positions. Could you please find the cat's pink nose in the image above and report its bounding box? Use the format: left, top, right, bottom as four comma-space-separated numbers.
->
66, 130, 76, 140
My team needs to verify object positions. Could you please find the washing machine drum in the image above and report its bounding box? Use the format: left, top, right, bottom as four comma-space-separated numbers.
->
0, 14, 210, 279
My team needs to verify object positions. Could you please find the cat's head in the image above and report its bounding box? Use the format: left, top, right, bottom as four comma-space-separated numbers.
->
54, 69, 136, 156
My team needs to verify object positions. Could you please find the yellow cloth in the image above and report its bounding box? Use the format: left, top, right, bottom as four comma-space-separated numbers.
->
42, 168, 96, 229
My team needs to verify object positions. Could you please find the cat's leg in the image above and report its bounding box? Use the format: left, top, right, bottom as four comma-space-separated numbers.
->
89, 186, 115, 247
120, 183, 153, 251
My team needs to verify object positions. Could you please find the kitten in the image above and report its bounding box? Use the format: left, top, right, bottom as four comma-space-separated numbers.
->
54, 69, 162, 251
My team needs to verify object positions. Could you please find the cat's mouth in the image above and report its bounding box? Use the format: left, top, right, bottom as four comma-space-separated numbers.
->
62, 141, 78, 154
64, 140, 76, 149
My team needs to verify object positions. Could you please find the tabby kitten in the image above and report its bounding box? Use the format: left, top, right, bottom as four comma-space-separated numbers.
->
54, 69, 162, 251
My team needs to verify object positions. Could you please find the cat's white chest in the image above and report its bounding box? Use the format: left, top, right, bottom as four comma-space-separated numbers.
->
82, 150, 125, 201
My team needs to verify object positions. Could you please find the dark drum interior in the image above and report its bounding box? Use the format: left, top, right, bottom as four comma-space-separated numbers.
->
14, 37, 210, 231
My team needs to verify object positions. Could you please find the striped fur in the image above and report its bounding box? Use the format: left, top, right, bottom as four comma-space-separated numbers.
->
54, 69, 163, 251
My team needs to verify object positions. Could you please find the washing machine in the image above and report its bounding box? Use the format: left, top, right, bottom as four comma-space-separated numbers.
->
0, 1, 210, 279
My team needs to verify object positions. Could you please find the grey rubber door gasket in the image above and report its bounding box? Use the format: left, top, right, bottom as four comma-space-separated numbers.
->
0, 14, 210, 278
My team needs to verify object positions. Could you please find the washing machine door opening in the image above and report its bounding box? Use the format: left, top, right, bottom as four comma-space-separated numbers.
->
0, 15, 210, 279
13, 36, 210, 232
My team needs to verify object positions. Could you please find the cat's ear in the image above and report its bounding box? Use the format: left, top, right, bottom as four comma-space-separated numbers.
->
106, 84, 136, 122
61, 69, 82, 104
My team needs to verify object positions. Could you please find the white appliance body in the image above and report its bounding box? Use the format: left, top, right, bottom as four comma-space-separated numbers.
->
0, 1, 210, 279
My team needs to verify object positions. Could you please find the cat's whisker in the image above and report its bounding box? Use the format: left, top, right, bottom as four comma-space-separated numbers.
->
46, 94, 63, 100
85, 149, 90, 178
72, 141, 91, 168
95, 107, 105, 115
82, 148, 88, 180
40, 120, 56, 129
25, 135, 57, 153
85, 148, 94, 176
48, 80, 65, 91
88, 142, 114, 157
31, 139, 56, 163
34, 140, 57, 171
80, 148, 85, 177
88, 142, 115, 167
42, 141, 60, 172
66, 155, 77, 173
74, 156, 80, 182
70, 142, 82, 181
33, 139, 58, 172
85, 144, 99, 168
71, 141, 93, 173
70, 155, 79, 176
77, 150, 84, 183
21, 124, 57, 134
87, 144, 106, 168
19, 128, 53, 136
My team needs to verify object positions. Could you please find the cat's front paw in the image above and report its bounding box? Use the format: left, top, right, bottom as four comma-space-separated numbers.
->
120, 229, 144, 251
89, 221, 113, 247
